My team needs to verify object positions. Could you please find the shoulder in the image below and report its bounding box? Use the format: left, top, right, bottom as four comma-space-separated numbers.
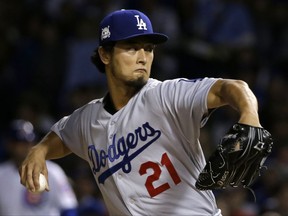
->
145, 78, 182, 90
70, 97, 105, 116
145, 78, 162, 89
84, 98, 104, 109
146, 77, 219, 90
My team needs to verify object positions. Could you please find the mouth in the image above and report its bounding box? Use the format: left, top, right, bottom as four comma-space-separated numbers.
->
135, 68, 147, 73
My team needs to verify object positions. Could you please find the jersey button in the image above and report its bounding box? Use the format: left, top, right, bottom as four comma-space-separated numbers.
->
129, 198, 136, 204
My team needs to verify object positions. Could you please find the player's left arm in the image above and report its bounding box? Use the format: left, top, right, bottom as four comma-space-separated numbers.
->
207, 79, 261, 127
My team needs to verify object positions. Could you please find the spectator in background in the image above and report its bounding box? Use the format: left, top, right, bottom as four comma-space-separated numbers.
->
176, 0, 256, 79
73, 160, 108, 216
216, 188, 259, 216
0, 119, 78, 216
261, 179, 288, 216
253, 160, 282, 211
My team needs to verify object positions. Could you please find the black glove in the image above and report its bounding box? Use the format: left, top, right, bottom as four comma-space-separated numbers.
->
196, 123, 273, 191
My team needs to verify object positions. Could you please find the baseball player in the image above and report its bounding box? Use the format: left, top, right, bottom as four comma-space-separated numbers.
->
19, 9, 264, 215
0, 119, 78, 216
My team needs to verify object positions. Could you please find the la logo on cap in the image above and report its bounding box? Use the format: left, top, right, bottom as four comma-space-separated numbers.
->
134, 15, 147, 30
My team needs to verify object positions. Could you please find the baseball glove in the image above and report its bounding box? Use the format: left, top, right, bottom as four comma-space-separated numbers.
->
196, 123, 273, 191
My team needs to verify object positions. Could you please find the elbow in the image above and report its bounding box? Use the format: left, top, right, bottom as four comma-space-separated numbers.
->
221, 79, 251, 96
222, 79, 257, 108
224, 79, 249, 89
234, 79, 249, 88
208, 79, 252, 109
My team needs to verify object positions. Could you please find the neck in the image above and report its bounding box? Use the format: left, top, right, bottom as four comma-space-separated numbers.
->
106, 72, 148, 111
108, 85, 141, 111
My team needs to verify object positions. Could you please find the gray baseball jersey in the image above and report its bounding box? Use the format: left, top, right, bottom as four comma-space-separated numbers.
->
0, 160, 78, 215
51, 78, 222, 216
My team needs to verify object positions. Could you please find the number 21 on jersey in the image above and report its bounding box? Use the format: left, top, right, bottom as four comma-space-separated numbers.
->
139, 152, 181, 197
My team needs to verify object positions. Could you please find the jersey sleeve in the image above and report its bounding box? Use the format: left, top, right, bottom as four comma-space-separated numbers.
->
51, 101, 99, 160
179, 78, 219, 127
51, 111, 84, 159
155, 78, 219, 140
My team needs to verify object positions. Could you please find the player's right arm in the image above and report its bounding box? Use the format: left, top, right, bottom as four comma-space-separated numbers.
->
19, 131, 71, 193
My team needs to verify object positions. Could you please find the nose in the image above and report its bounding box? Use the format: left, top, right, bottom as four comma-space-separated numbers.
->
137, 48, 147, 65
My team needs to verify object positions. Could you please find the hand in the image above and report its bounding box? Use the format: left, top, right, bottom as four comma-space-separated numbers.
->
19, 147, 50, 193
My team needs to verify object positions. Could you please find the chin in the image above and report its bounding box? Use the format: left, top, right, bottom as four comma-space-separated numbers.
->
126, 76, 148, 88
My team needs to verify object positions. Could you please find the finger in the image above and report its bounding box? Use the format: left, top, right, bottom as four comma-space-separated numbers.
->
19, 165, 26, 186
45, 183, 50, 192
42, 169, 50, 191
25, 164, 41, 192
25, 166, 35, 192
32, 167, 41, 191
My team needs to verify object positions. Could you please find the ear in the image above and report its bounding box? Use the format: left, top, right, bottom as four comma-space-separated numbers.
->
98, 46, 110, 65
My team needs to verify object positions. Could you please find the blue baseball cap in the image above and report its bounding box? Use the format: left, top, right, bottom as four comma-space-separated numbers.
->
8, 119, 36, 143
99, 9, 168, 46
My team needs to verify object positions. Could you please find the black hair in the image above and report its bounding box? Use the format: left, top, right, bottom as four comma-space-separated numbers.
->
91, 42, 115, 73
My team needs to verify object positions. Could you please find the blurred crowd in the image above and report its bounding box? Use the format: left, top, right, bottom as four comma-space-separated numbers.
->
0, 0, 287, 215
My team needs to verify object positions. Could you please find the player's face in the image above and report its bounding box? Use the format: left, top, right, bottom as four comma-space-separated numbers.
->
109, 38, 155, 88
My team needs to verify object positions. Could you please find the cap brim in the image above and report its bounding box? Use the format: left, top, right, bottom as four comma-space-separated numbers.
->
102, 33, 168, 45
135, 33, 169, 44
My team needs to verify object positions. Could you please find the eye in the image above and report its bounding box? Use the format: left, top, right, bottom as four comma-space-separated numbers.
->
144, 44, 155, 52
126, 45, 138, 54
